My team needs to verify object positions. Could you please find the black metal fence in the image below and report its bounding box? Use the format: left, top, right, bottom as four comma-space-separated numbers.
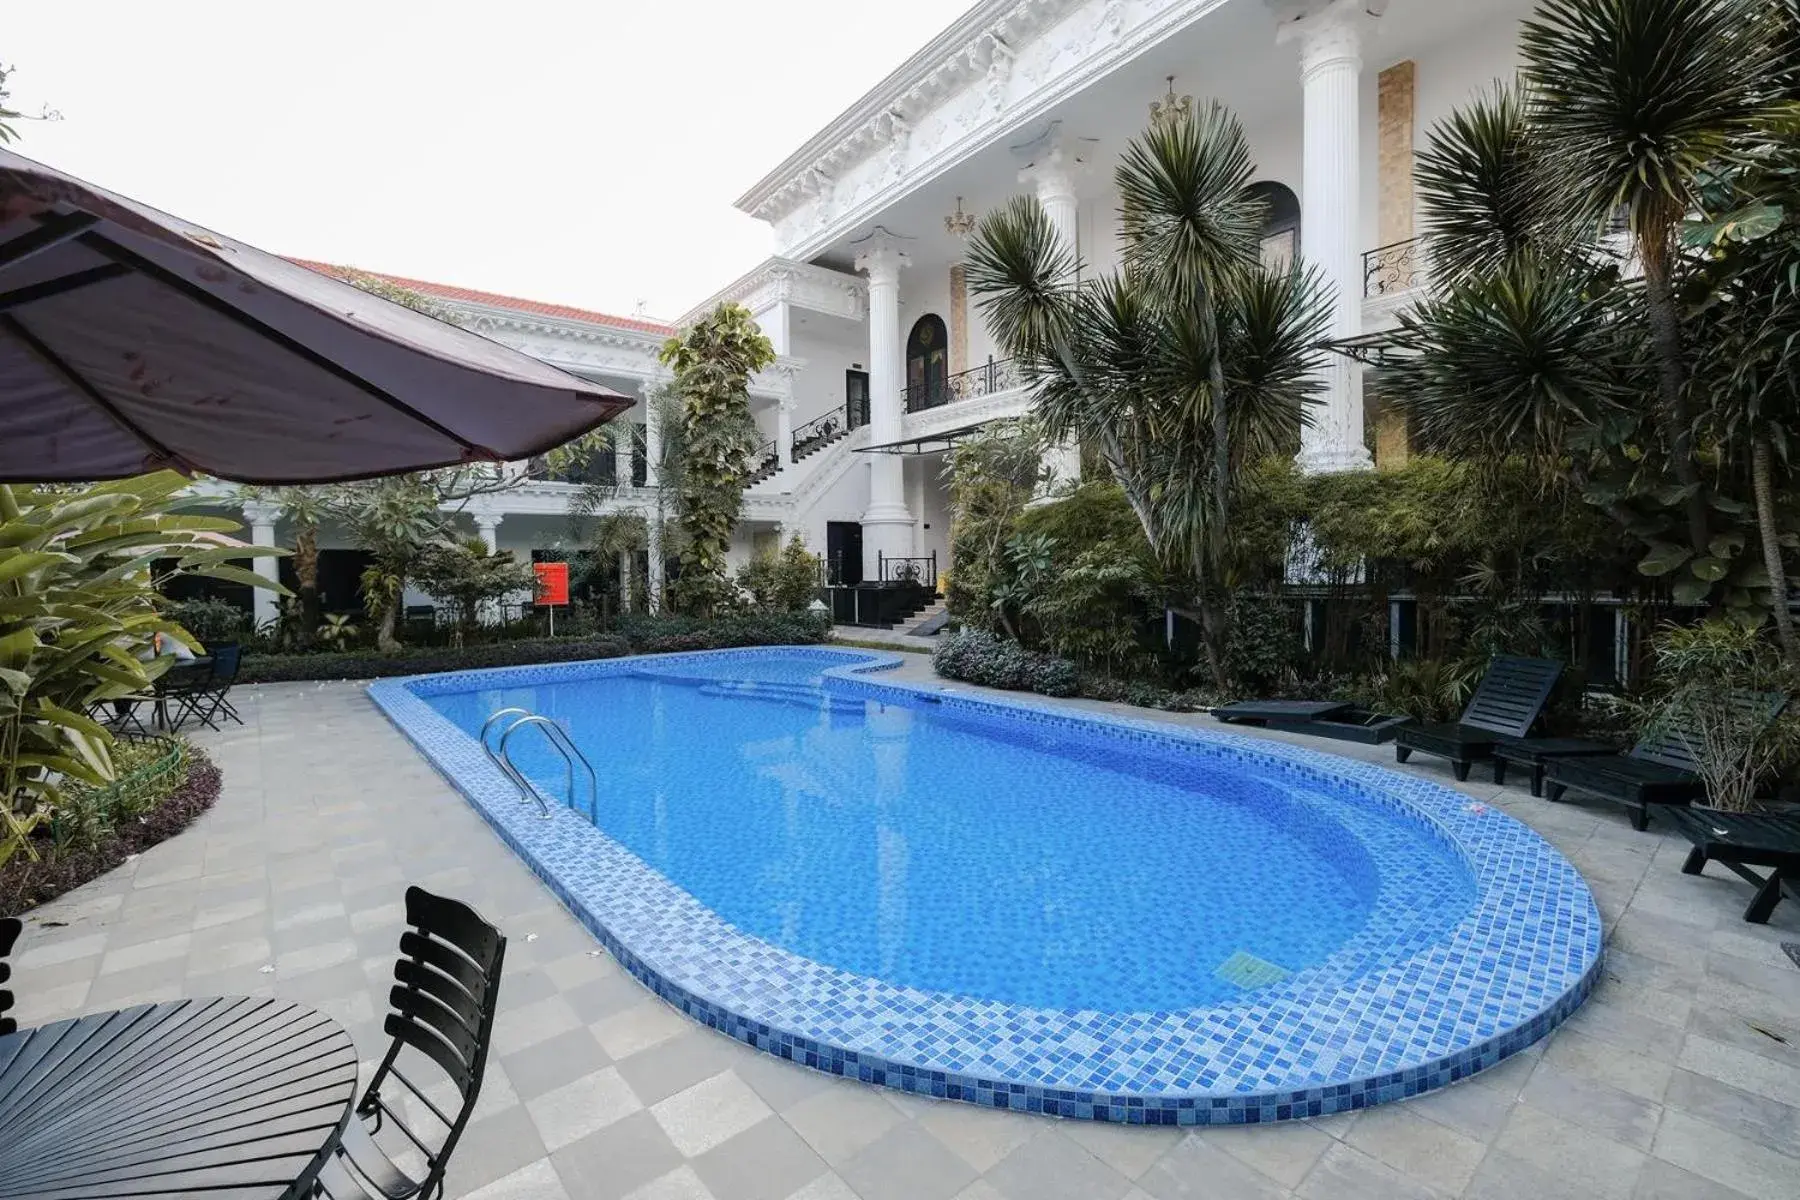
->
904, 358, 1023, 413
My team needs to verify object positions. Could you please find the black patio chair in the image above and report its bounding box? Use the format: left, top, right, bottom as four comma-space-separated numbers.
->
1544, 691, 1788, 831
1, 916, 21, 1036
1393, 656, 1564, 781
1667, 806, 1800, 924
312, 887, 506, 1200
169, 644, 244, 731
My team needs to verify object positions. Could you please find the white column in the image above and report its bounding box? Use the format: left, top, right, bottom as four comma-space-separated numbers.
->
1019, 143, 1084, 493
853, 230, 915, 581
1284, 0, 1375, 473
241, 501, 281, 630
642, 376, 667, 610
777, 397, 795, 465
641, 379, 663, 489
474, 512, 501, 554
616, 419, 636, 489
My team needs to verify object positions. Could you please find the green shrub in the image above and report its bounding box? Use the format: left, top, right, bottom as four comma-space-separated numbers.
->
1077, 675, 1222, 712
1223, 592, 1303, 692
164, 598, 249, 650
933, 629, 1079, 697
736, 535, 823, 612
241, 636, 633, 683
240, 611, 832, 683
51, 737, 189, 854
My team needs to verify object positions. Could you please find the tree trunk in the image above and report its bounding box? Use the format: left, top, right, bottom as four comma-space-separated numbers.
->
294, 526, 320, 647
1751, 435, 1798, 665
376, 606, 400, 654
1641, 244, 1710, 558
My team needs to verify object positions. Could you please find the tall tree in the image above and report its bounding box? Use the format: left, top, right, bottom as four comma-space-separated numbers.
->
967, 106, 1330, 686
657, 304, 775, 617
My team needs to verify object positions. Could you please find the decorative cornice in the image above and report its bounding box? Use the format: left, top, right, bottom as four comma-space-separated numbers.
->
761, 0, 1246, 263
735, 0, 1086, 223
678, 257, 867, 327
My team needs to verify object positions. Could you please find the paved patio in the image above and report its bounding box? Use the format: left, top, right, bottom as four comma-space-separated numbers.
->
8, 656, 1800, 1200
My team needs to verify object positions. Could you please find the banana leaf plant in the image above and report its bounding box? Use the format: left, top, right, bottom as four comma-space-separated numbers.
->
0, 472, 288, 868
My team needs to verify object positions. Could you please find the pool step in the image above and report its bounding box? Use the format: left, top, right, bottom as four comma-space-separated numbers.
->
698, 680, 869, 718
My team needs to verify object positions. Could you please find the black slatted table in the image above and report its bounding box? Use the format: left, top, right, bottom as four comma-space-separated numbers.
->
0, 996, 358, 1199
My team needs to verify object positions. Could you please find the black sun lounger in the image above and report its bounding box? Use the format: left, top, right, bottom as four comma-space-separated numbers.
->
1213, 700, 1352, 725
1393, 656, 1563, 781
1544, 691, 1788, 832
1667, 807, 1800, 923
1492, 737, 1620, 796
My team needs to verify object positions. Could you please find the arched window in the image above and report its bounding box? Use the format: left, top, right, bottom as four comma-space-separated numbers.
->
905, 314, 950, 411
1246, 181, 1301, 271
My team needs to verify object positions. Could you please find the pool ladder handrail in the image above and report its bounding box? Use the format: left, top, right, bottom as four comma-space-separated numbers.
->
479, 708, 598, 821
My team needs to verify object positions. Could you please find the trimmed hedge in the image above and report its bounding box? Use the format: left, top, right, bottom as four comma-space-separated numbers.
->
933, 629, 1080, 697
239, 612, 832, 684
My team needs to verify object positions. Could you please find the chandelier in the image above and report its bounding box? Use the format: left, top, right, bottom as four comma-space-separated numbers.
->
944, 196, 977, 238
1149, 76, 1192, 127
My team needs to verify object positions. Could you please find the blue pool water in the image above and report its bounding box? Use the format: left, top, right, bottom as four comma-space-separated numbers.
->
425, 651, 1477, 1013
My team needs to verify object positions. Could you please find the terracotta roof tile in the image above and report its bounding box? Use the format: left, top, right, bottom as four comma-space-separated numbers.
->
287, 258, 674, 335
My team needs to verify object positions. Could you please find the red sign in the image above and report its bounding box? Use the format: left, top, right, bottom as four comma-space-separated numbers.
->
533, 561, 569, 606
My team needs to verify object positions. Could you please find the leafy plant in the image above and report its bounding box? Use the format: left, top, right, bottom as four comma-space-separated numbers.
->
164, 598, 248, 650
933, 629, 1079, 697
410, 537, 537, 643
1636, 620, 1798, 810
316, 612, 360, 651
944, 425, 1047, 629
658, 304, 776, 616
968, 105, 1332, 686
0, 474, 286, 867
736, 535, 822, 613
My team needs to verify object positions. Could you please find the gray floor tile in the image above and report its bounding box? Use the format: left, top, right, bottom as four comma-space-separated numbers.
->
502, 1025, 613, 1101
692, 1116, 830, 1200
1136, 1135, 1289, 1200
982, 1130, 1133, 1200
552, 1110, 686, 1200
838, 1122, 978, 1200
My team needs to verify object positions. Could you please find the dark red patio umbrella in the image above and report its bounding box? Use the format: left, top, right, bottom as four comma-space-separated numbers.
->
0, 147, 630, 483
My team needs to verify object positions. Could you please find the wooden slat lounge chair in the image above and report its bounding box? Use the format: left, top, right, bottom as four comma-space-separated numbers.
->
1667, 807, 1800, 924
0, 916, 20, 1036
1492, 737, 1619, 796
1393, 656, 1564, 781
1543, 692, 1788, 832
1213, 700, 1351, 726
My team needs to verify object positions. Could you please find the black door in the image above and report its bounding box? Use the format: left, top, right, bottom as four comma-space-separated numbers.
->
845, 370, 870, 430
826, 522, 863, 586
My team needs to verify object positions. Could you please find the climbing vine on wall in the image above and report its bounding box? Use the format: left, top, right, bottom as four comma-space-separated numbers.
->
657, 304, 775, 616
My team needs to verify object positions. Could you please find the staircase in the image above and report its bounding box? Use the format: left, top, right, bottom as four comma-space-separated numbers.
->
746, 450, 782, 487
791, 424, 850, 463
903, 600, 949, 637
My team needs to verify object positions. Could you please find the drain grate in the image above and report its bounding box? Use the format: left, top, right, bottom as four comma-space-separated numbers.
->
1215, 950, 1291, 990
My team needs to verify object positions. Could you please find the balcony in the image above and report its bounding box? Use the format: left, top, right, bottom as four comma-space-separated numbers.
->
1363, 237, 1426, 300
905, 357, 1024, 414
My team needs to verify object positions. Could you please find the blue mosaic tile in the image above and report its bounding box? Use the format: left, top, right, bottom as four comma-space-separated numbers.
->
368, 647, 1603, 1125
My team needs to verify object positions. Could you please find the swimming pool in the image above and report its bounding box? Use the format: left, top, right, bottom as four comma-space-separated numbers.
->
372, 647, 1602, 1124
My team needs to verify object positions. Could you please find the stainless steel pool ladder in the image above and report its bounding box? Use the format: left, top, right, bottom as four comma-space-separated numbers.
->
479, 708, 598, 820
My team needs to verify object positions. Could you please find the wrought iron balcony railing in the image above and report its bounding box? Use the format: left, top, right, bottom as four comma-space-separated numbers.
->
904, 357, 1024, 414
1363, 237, 1426, 299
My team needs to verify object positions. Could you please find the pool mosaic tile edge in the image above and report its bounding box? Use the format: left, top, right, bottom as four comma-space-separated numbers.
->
366, 646, 1603, 1125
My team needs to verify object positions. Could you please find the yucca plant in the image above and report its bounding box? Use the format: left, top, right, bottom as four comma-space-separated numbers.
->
967, 104, 1330, 686
0, 473, 286, 867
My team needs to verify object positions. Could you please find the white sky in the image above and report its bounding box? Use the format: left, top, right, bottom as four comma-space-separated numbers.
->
4, 1, 975, 321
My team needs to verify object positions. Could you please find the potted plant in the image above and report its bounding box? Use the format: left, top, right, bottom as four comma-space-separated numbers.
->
1638, 621, 1798, 813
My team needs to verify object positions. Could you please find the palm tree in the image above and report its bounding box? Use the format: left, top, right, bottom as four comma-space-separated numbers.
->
1381, 0, 1796, 632
563, 387, 689, 615
1519, 0, 1788, 556
967, 104, 1331, 686
259, 486, 331, 643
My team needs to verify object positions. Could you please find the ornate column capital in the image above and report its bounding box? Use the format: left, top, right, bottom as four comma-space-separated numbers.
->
1275, 0, 1382, 78
239, 499, 282, 530
1012, 121, 1096, 203
852, 226, 913, 285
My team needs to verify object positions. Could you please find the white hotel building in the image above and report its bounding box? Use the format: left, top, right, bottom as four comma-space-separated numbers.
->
213, 0, 1530, 628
